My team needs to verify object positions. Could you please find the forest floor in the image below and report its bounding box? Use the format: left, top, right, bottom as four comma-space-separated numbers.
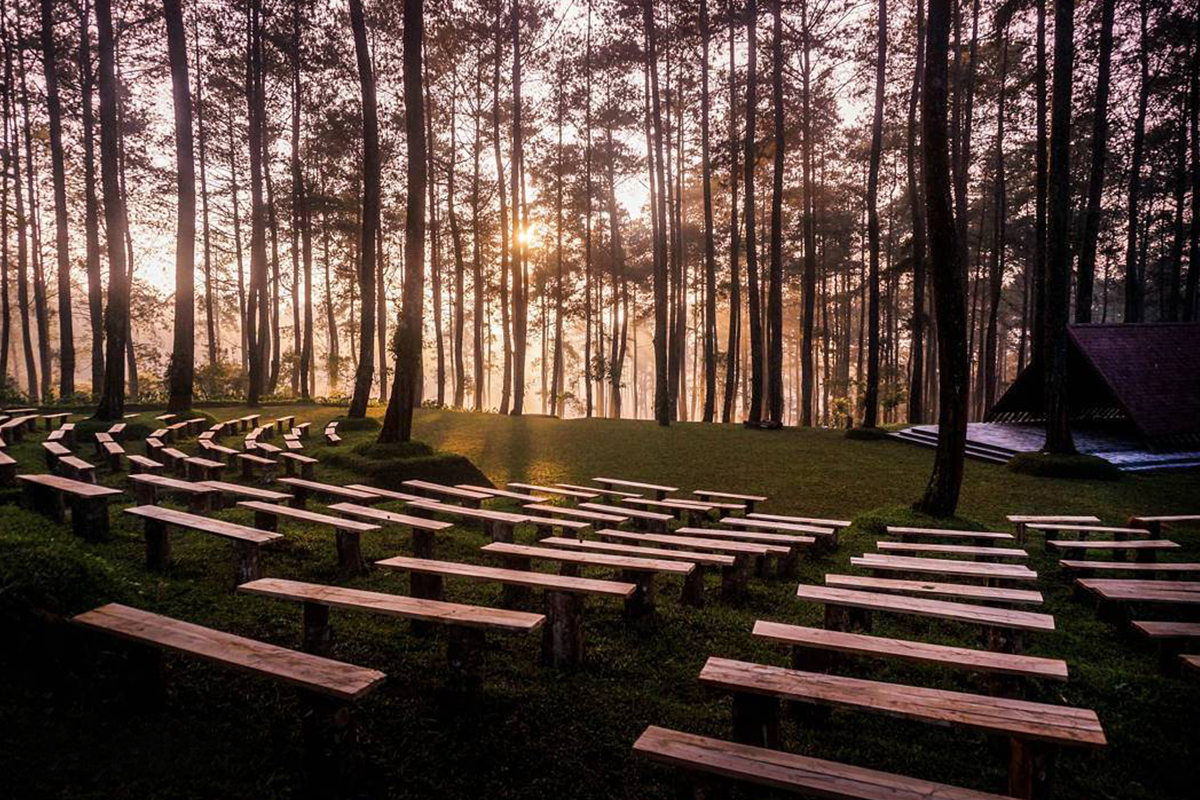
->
2, 403, 1198, 799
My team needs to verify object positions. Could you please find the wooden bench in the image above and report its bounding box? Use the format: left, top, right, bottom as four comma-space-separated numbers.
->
148, 428, 172, 444
126, 454, 165, 475
280, 451, 318, 478
1182, 654, 1200, 678
482, 541, 697, 614
510, 482, 598, 499
294, 421, 312, 438
1047, 539, 1180, 563
184, 456, 226, 482
675, 526, 814, 577
374, 555, 635, 666
622, 496, 716, 523
718, 516, 838, 547
275, 477, 380, 510
126, 504, 282, 583
158, 446, 189, 475
796, 584, 1054, 653
274, 415, 296, 432
557, 481, 639, 499
101, 440, 127, 472
748, 511, 852, 528
406, 498, 528, 542
1131, 621, 1200, 672
402, 479, 489, 507
283, 437, 305, 452
457, 484, 549, 503
129, 473, 218, 512
58, 455, 98, 483
42, 411, 71, 429
253, 441, 283, 455
851, 554, 1039, 586
632, 725, 1016, 800
593, 476, 678, 500
345, 483, 421, 502
18, 473, 122, 539
876, 541, 1029, 561
693, 489, 768, 513
328, 502, 454, 581
580, 502, 672, 531
887, 525, 1016, 542
1030, 523, 1151, 541
238, 500, 381, 574
1075, 579, 1200, 616
1059, 559, 1200, 577
753, 619, 1067, 681
43, 440, 71, 469
200, 440, 242, 466
1007, 514, 1101, 544
696, 657, 1103, 798
47, 422, 75, 446
596, 529, 772, 595
107, 421, 127, 439
1129, 513, 1200, 537
154, 413, 177, 423
824, 574, 1044, 606
324, 423, 341, 445
237, 452, 278, 484
519, 514, 592, 538
522, 502, 629, 526
72, 602, 384, 783
199, 480, 292, 510
238, 578, 542, 690
0, 415, 35, 442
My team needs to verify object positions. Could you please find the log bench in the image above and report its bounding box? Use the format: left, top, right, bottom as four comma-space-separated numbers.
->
47, 422, 75, 446
457, 484, 549, 503
596, 529, 769, 595
18, 473, 122, 539
185, 456, 226, 482
796, 584, 1055, 653
42, 411, 71, 430
593, 476, 678, 500
875, 541, 1029, 561
632, 725, 1016, 800
281, 452, 319, 478
580, 502, 672, 532
402, 479, 489, 507
824, 574, 1044, 606
482, 541, 697, 614
623, 496, 717, 523
106, 421, 127, 440
406, 499, 528, 542
1058, 559, 1200, 578
674, 526, 814, 577
237, 452, 278, 484
1075, 579, 1200, 618
851, 554, 1039, 586
43, 440, 71, 470
92, 431, 113, 458
199, 480, 292, 510
58, 455, 98, 483
159, 447, 190, 475
1007, 514, 1101, 545
719, 516, 839, 548
511, 482, 598, 499
238, 500, 380, 574
274, 415, 296, 432
129, 473, 218, 512
693, 489, 768, 514
253, 441, 283, 455
275, 477, 380, 509
323, 423, 341, 445
238, 578, 542, 690
748, 511, 852, 529
154, 413, 177, 423
345, 483, 421, 502
557, 482, 640, 499
0, 415, 36, 442
1047, 539, 1180, 563
72, 602, 383, 787
520, 514, 593, 539
696, 656, 1103, 798
1128, 514, 1200, 537
328, 502, 454, 584
1131, 620, 1200, 673
887, 525, 1016, 543
523, 502, 629, 526
752, 619, 1068, 681
283, 437, 305, 452
200, 440, 242, 466
102, 440, 127, 472
374, 555, 635, 666
125, 504, 282, 583
294, 421, 311, 438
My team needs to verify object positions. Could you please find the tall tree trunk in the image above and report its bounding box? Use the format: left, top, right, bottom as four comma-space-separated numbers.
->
1186, 12, 1199, 321
645, 0, 670, 426
766, 0, 784, 425
984, 24, 1008, 412
722, 14, 740, 423
245, 0, 267, 405
1123, 0, 1149, 324
914, 0, 967, 516
229, 111, 247, 372
493, 5, 511, 414
18, 36, 48, 401
700, 0, 716, 422
509, 0, 527, 415
906, 0, 926, 422
799, 0, 816, 426
93, 0, 128, 419
347, 0, 378, 416
321, 178, 339, 388
195, 8, 217, 366
78, 0, 104, 394
40, 0, 75, 397
0, 21, 9, 384
863, 0, 886, 429
1032, 0, 1047, 362
1074, 0, 1114, 323
449, 88, 466, 408
165, 0, 195, 412
1167, 83, 1188, 321
1043, 0, 1076, 454
471, 46, 484, 412
605, 126, 628, 418
290, 0, 309, 393
549, 60, 565, 416
428, 62, 444, 406
265, 134, 280, 392
743, 0, 762, 425
380, 0, 425, 443
583, 2, 593, 416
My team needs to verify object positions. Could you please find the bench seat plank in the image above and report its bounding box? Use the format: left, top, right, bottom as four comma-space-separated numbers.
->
698, 657, 1103, 747
482, 542, 694, 575
1059, 560, 1200, 574
345, 484, 420, 502
718, 516, 835, 536
406, 499, 528, 524
1131, 620, 1200, 639
748, 513, 851, 528
200, 481, 292, 502
753, 620, 1067, 680
693, 489, 768, 503
632, 725, 1014, 800
674, 526, 816, 547
796, 585, 1055, 633
275, 478, 380, 502
73, 603, 384, 701
887, 525, 1015, 542
1030, 523, 1149, 535
1048, 539, 1179, 551
557, 482, 641, 499
539, 536, 736, 567
1076, 579, 1200, 605
375, 555, 636, 597
237, 501, 380, 532
402, 480, 490, 503
130, 474, 217, 495
509, 482, 598, 499
239, 578, 543, 632
824, 574, 1044, 606
579, 502, 672, 522
593, 476, 678, 493
457, 484, 548, 502
17, 473, 122, 497
851, 554, 1038, 582
876, 542, 1029, 560
328, 502, 454, 532
125, 505, 281, 544
523, 503, 627, 523
597, 528, 781, 556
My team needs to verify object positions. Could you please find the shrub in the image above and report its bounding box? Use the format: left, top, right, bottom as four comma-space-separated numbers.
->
331, 415, 382, 432
1007, 452, 1123, 481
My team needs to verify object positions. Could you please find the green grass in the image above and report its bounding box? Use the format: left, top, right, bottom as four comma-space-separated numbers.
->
2, 404, 1198, 799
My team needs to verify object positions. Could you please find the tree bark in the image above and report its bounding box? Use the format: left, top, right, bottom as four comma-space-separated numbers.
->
195, 9, 217, 367
645, 0, 670, 426
984, 24, 1008, 412
17, 35, 48, 401
164, 0, 195, 412
245, 0, 267, 405
471, 45, 484, 412
766, 0, 784, 425
449, 87, 466, 408
493, 6, 511, 414
347, 0, 378, 417
1186, 12, 1200, 321
906, 0, 926, 423
799, 0, 816, 426
1123, 0, 1149, 324
743, 0, 762, 425
509, 0, 527, 415
699, 0, 716, 422
1074, 0, 1114, 324
78, 0, 104, 395
863, 0, 886, 429
722, 14, 741, 423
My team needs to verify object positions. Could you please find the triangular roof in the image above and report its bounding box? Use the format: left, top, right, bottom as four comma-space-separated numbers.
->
987, 323, 1200, 446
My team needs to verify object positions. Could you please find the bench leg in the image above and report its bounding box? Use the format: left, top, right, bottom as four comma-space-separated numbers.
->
0, 463, 14, 487
187, 491, 210, 513
825, 603, 872, 634
301, 694, 357, 798
490, 521, 515, 543
24, 483, 65, 524
409, 573, 445, 636
622, 570, 656, 619
719, 564, 741, 600
779, 547, 801, 579
446, 626, 486, 692
254, 511, 279, 533
1008, 738, 1057, 800
335, 529, 367, 576
234, 541, 261, 586
501, 555, 533, 606
290, 487, 309, 509
301, 462, 315, 480
985, 626, 1025, 654
145, 519, 171, 570
73, 498, 111, 541
730, 691, 780, 749
681, 566, 706, 607
790, 645, 834, 726
541, 590, 584, 667
124, 641, 166, 711
302, 601, 332, 656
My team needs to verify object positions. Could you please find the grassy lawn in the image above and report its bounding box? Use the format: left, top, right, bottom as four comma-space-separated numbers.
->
2, 404, 1198, 799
